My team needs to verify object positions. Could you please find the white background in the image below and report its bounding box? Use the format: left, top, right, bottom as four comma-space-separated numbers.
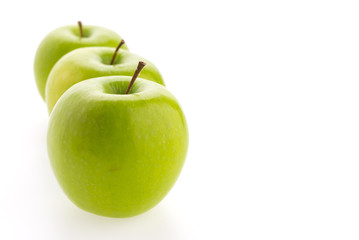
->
0, 0, 359, 239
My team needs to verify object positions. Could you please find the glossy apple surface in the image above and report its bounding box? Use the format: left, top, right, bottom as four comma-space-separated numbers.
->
46, 47, 164, 113
47, 76, 188, 217
34, 24, 127, 99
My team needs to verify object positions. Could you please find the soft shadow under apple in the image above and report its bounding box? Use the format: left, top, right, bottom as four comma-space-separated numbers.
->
53, 202, 184, 240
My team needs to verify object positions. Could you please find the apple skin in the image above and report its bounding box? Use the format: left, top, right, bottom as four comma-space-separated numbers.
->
46, 47, 164, 113
34, 25, 127, 100
47, 76, 188, 218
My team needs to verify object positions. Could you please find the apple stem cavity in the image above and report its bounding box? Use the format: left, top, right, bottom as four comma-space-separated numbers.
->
110, 40, 125, 65
78, 21, 84, 38
125, 61, 146, 94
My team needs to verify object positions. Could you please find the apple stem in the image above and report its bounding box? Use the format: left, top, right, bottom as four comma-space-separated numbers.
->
125, 61, 146, 94
110, 40, 125, 65
78, 21, 84, 38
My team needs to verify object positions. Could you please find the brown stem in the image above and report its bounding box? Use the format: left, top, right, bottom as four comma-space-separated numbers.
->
110, 40, 125, 65
78, 21, 84, 38
125, 61, 146, 94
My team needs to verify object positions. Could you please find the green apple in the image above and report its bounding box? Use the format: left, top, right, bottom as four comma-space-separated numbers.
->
47, 73, 188, 217
34, 22, 127, 99
45, 47, 164, 113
